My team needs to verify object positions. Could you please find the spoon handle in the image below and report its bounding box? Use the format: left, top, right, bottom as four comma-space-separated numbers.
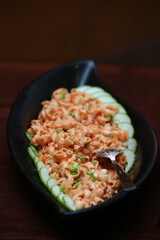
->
112, 160, 136, 191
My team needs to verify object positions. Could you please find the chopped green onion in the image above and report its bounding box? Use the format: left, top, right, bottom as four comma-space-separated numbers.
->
56, 129, 63, 134
48, 158, 54, 163
71, 139, 75, 142
71, 112, 75, 117
26, 132, 32, 142
61, 92, 67, 99
67, 165, 78, 173
91, 176, 97, 182
76, 163, 81, 167
86, 171, 94, 175
76, 178, 82, 182
110, 114, 114, 120
74, 183, 79, 188
60, 187, 65, 193
106, 114, 114, 122
93, 161, 96, 166
87, 104, 91, 109
67, 148, 73, 151
106, 116, 111, 121
78, 155, 85, 162
86, 171, 97, 182
108, 133, 112, 137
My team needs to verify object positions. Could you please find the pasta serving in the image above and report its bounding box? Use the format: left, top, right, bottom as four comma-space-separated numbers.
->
27, 88, 129, 210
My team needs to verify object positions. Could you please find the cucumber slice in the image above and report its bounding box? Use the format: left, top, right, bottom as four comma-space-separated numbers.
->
114, 103, 127, 114
57, 192, 65, 205
47, 178, 57, 190
26, 132, 32, 142
63, 195, 76, 211
36, 160, 45, 171
28, 147, 39, 164
105, 102, 127, 114
76, 85, 91, 92
98, 96, 117, 104
124, 149, 136, 173
92, 92, 112, 99
123, 138, 137, 153
39, 166, 50, 186
85, 87, 105, 95
29, 144, 39, 157
51, 185, 61, 198
114, 113, 131, 124
34, 156, 39, 164
118, 122, 134, 138
28, 146, 35, 160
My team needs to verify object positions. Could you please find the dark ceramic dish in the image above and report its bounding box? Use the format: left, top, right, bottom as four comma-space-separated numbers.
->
7, 60, 157, 217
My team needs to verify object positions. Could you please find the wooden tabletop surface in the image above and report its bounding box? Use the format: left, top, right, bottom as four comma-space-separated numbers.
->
0, 61, 160, 240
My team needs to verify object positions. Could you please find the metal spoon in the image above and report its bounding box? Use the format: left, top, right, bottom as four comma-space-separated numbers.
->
97, 148, 136, 191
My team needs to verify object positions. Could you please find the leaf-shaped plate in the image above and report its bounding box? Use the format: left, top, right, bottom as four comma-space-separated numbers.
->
7, 60, 157, 217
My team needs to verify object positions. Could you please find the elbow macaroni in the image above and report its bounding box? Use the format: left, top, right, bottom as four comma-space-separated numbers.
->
27, 88, 128, 210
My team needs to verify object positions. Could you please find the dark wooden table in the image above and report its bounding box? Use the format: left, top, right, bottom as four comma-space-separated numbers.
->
0, 61, 160, 240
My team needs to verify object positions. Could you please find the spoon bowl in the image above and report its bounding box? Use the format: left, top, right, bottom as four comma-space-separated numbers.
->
97, 148, 136, 191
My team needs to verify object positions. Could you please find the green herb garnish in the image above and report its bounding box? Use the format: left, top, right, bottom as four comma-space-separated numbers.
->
71, 112, 75, 117
106, 114, 114, 122
61, 92, 67, 99
74, 183, 79, 188
76, 178, 82, 182
56, 129, 63, 134
67, 148, 73, 151
78, 155, 85, 162
48, 158, 54, 163
86, 171, 97, 182
106, 116, 111, 121
87, 104, 91, 109
110, 114, 114, 120
67, 165, 78, 174
60, 187, 65, 193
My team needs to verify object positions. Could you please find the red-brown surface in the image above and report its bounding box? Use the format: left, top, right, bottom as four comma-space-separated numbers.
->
0, 61, 160, 240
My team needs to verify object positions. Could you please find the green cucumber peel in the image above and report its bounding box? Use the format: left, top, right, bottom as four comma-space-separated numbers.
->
29, 144, 39, 157
26, 132, 32, 142
47, 178, 57, 190
36, 160, 45, 171
39, 166, 50, 186
124, 149, 136, 173
114, 113, 131, 124
63, 195, 76, 211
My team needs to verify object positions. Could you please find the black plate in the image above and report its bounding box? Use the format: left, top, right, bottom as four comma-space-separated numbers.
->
7, 60, 157, 217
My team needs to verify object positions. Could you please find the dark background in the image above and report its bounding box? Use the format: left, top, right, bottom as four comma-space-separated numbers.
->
1, 0, 160, 65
